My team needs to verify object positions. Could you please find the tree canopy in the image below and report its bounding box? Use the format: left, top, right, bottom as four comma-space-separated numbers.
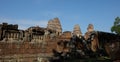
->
111, 17, 120, 34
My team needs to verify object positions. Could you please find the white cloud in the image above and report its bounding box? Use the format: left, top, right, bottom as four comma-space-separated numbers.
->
0, 17, 48, 30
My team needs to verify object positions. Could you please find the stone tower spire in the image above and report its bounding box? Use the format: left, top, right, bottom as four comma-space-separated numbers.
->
53, 18, 62, 34
87, 24, 94, 32
47, 17, 62, 35
47, 20, 53, 30
73, 24, 82, 36
84, 24, 94, 40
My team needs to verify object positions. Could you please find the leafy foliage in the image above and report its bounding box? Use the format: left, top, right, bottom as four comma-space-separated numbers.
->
111, 17, 120, 34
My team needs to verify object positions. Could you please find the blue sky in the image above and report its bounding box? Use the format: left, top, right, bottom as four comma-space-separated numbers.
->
0, 0, 120, 34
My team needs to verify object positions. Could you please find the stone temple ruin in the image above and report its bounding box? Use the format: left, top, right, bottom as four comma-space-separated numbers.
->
0, 18, 120, 62
0, 18, 64, 62
0, 23, 23, 42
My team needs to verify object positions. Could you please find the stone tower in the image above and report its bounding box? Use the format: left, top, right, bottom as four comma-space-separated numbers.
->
87, 24, 94, 32
47, 20, 54, 30
47, 18, 62, 35
73, 24, 82, 36
84, 24, 94, 40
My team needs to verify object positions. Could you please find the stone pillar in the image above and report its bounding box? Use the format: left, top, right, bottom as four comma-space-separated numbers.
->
12, 33, 14, 39
35, 35, 36, 39
28, 34, 30, 41
10, 33, 13, 41
10, 33, 12, 38
39, 36, 40, 40
19, 33, 20, 39
19, 30, 23, 40
8, 33, 10, 38
40, 36, 42, 40
5, 33, 7, 38
12, 33, 14, 40
32, 35, 34, 42
9, 33, 11, 38
17, 33, 19, 39
15, 33, 17, 39
15, 33, 16, 39
36, 35, 38, 41
37, 35, 39, 39
12, 33, 13, 38
2, 30, 6, 39
41, 36, 43, 40
13, 33, 15, 39
7, 33, 9, 39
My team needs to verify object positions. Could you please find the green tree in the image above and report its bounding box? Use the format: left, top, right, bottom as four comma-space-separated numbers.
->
111, 17, 120, 34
